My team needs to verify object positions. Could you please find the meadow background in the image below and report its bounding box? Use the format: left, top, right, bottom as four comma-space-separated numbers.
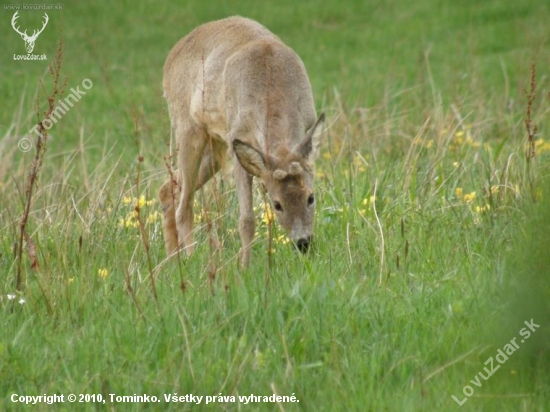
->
1, 0, 550, 410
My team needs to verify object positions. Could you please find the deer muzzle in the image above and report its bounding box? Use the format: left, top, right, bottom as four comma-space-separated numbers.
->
294, 235, 312, 253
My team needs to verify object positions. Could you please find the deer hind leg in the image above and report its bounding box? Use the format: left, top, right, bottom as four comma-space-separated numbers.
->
234, 162, 255, 268
174, 123, 208, 256
159, 176, 180, 255
159, 138, 224, 257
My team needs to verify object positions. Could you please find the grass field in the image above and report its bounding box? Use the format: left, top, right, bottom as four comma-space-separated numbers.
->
1, 0, 550, 410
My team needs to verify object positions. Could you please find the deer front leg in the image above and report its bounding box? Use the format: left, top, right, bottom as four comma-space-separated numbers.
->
235, 163, 255, 268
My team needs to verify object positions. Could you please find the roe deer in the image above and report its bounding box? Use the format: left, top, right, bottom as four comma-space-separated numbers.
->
160, 16, 324, 267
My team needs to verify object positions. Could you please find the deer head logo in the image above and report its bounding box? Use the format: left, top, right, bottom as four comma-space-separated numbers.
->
11, 11, 49, 54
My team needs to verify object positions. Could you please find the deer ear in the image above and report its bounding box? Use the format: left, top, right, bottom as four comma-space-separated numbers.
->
296, 113, 325, 160
233, 139, 267, 177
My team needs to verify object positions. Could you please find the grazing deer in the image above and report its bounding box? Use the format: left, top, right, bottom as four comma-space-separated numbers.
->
160, 16, 324, 267
11, 11, 49, 54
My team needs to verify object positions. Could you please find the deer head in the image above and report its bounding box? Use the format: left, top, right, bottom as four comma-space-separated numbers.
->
233, 113, 325, 252
12, 11, 49, 54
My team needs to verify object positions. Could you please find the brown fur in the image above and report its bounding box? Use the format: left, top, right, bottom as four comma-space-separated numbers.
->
160, 16, 324, 267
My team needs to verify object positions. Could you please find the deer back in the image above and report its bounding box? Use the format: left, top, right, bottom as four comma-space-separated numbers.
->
163, 16, 318, 154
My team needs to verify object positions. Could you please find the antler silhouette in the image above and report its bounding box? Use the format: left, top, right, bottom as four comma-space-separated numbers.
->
11, 11, 26, 37
11, 11, 49, 53
33, 13, 49, 39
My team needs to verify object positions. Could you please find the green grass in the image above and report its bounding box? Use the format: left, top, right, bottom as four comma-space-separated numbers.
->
1, 0, 550, 410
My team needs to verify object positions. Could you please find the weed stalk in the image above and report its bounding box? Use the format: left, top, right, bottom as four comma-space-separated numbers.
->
164, 155, 187, 293
525, 63, 538, 163
524, 63, 538, 197
15, 40, 65, 291
134, 155, 159, 307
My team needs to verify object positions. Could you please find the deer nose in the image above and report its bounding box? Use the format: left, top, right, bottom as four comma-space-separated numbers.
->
295, 236, 312, 253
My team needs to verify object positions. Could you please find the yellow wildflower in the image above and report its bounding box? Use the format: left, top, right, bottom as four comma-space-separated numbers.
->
137, 195, 146, 208
465, 136, 481, 148
454, 130, 465, 145
362, 195, 376, 206
536, 139, 550, 154
121, 218, 139, 228
147, 211, 160, 224
455, 187, 463, 198
254, 348, 265, 370
262, 203, 274, 224
275, 234, 290, 245
474, 204, 490, 213
463, 191, 476, 203
354, 155, 367, 172
98, 268, 109, 278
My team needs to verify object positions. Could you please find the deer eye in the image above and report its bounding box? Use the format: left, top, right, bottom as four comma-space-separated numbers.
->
308, 194, 315, 206
273, 201, 283, 212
